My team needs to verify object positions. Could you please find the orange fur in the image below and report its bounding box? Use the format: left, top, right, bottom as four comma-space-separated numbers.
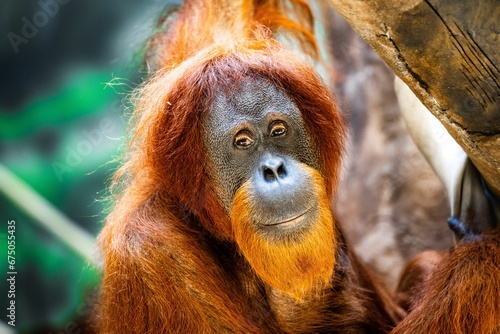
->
146, 0, 318, 72
392, 230, 500, 334
97, 0, 500, 332
394, 250, 443, 312
232, 166, 336, 300
96, 0, 411, 332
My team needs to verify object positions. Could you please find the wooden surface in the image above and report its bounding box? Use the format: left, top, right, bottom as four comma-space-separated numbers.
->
328, 0, 500, 196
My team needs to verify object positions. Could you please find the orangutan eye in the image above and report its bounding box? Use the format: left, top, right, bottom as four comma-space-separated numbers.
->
269, 121, 287, 137
234, 131, 254, 149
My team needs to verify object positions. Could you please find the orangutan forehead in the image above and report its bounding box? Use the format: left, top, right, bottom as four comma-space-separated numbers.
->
206, 79, 304, 133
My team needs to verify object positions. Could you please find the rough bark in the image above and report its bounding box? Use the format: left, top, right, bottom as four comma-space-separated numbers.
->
328, 0, 500, 196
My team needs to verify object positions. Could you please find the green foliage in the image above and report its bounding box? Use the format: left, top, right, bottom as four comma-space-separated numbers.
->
0, 69, 128, 332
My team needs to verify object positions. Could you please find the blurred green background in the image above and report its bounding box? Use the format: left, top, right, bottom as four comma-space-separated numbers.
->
0, 1, 179, 332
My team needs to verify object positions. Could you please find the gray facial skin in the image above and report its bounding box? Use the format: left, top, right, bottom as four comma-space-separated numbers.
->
204, 79, 322, 239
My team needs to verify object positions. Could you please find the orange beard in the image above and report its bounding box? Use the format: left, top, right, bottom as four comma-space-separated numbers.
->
231, 168, 336, 300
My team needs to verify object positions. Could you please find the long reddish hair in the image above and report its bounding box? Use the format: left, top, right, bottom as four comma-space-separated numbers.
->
111, 40, 345, 240
107, 0, 345, 241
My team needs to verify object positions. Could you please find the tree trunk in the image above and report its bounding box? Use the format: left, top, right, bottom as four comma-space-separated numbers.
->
328, 0, 500, 196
